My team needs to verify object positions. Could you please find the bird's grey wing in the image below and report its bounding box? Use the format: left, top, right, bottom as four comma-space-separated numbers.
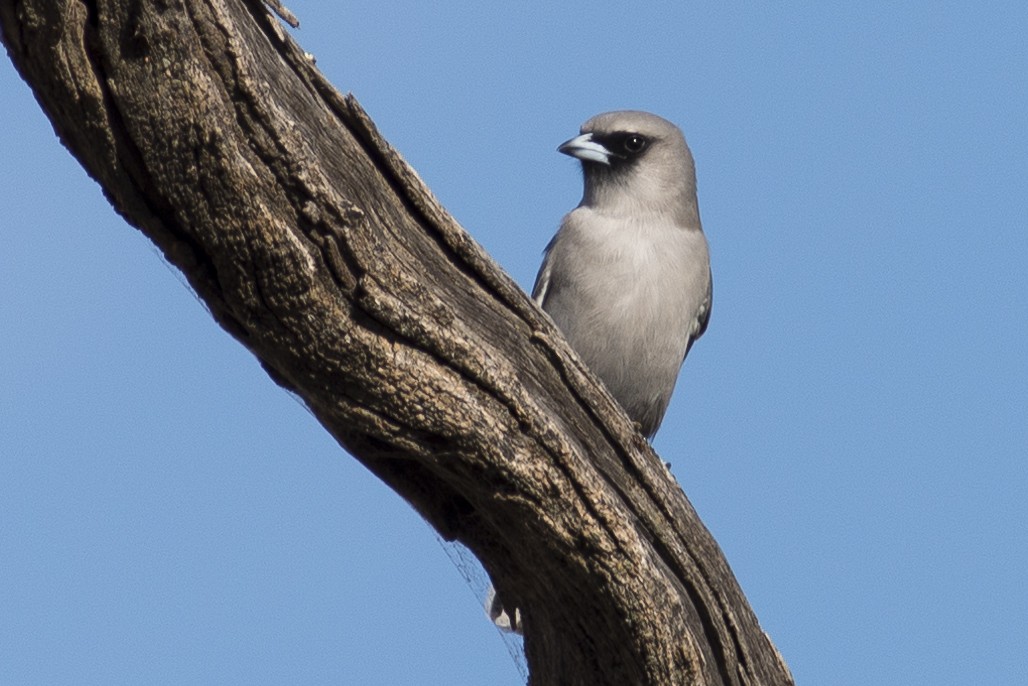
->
531, 235, 559, 307
684, 268, 713, 359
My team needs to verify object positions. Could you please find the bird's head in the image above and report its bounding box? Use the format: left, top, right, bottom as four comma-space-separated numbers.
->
559, 110, 699, 225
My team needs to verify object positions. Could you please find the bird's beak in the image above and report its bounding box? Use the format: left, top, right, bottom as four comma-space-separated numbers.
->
557, 133, 612, 166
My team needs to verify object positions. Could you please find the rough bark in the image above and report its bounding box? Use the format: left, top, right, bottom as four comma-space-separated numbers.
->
0, 1, 793, 684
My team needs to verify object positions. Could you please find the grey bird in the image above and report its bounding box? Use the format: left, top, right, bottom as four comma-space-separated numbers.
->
488, 111, 712, 633
534, 110, 712, 439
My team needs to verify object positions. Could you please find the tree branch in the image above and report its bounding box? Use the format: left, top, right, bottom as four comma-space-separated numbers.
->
1, 1, 793, 683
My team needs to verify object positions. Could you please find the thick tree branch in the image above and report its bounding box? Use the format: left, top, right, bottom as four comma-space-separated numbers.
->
1, 1, 793, 684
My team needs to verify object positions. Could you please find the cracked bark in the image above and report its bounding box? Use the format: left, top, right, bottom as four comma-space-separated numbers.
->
0, 1, 794, 684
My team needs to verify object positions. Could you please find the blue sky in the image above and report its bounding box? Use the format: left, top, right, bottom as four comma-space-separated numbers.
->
2, 3, 1026, 684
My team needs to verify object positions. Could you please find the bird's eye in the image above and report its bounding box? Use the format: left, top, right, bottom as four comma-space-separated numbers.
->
623, 134, 647, 154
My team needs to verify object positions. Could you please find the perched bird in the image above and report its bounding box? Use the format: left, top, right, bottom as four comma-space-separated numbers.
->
534, 110, 712, 438
488, 111, 712, 633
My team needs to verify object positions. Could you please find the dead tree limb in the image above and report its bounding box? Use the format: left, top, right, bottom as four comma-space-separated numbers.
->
0, 1, 793, 684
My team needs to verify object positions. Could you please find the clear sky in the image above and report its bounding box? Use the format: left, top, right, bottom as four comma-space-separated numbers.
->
2, 3, 1026, 684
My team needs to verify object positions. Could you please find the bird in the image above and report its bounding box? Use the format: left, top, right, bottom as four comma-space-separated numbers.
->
488, 111, 712, 633
533, 110, 712, 439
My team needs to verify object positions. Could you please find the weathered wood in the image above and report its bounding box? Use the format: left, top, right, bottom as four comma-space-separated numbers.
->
0, 2, 793, 684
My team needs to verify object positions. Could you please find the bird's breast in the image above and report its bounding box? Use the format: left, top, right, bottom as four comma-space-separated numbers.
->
563, 208, 709, 318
